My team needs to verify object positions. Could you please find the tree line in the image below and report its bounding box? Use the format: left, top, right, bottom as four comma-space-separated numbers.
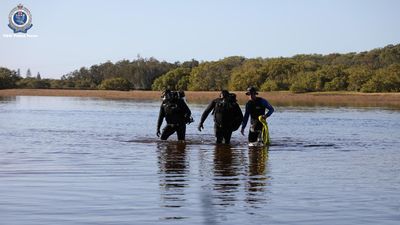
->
1, 44, 399, 92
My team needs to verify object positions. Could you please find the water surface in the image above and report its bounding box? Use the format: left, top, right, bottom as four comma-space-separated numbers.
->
0, 96, 399, 225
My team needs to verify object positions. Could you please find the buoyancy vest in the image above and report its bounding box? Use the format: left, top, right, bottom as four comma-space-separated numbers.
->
163, 100, 180, 115
163, 99, 186, 125
213, 97, 243, 131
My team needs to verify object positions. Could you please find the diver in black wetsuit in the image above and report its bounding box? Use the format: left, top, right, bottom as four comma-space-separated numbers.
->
240, 87, 274, 143
198, 90, 243, 144
157, 90, 192, 141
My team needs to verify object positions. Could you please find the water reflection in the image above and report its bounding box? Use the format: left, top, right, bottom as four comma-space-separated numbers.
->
157, 142, 188, 209
246, 146, 270, 206
1, 96, 400, 225
212, 144, 270, 208
0, 96, 16, 104
212, 144, 243, 206
157, 142, 271, 221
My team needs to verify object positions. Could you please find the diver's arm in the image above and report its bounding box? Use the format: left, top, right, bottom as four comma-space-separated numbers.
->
241, 103, 250, 133
157, 104, 165, 131
198, 100, 216, 131
261, 98, 274, 118
199, 100, 216, 125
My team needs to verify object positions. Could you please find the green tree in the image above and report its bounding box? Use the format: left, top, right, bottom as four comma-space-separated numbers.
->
99, 77, 132, 91
60, 58, 176, 90
49, 79, 65, 89
181, 59, 199, 69
17, 78, 51, 89
26, 68, 32, 78
361, 64, 400, 92
0, 67, 20, 89
261, 59, 302, 90
152, 67, 191, 91
229, 59, 267, 90
346, 66, 373, 91
176, 75, 190, 90
260, 79, 279, 91
57, 43, 400, 93
188, 56, 245, 91
310, 66, 349, 91
289, 72, 318, 93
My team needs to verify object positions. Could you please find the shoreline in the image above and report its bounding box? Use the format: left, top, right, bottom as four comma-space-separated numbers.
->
1, 89, 399, 108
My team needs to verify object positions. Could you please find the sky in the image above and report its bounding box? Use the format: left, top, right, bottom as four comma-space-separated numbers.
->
1, 0, 399, 78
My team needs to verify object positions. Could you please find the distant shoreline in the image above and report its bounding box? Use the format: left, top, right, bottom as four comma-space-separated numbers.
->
1, 89, 399, 108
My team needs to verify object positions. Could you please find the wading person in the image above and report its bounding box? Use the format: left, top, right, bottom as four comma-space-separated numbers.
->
240, 87, 274, 144
157, 90, 192, 141
198, 90, 243, 144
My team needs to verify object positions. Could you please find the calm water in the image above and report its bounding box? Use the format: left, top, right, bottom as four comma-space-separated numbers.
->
0, 96, 399, 225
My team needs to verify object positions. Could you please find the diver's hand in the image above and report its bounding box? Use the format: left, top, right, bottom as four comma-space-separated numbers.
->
156, 129, 161, 137
262, 115, 268, 119
240, 127, 245, 136
198, 123, 204, 132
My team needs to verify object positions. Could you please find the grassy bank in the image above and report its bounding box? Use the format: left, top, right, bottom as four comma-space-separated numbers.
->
0, 89, 399, 108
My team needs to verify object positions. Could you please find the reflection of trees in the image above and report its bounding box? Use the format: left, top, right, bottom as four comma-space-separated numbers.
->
212, 144, 243, 206
157, 142, 188, 209
246, 146, 270, 206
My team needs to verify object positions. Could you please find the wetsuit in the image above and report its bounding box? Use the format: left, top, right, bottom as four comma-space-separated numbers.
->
242, 97, 274, 142
199, 98, 243, 144
157, 98, 191, 141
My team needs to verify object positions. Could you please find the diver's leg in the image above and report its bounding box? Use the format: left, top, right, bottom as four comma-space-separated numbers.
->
224, 130, 232, 144
215, 125, 223, 144
248, 122, 262, 142
176, 124, 186, 141
161, 125, 175, 140
248, 130, 259, 142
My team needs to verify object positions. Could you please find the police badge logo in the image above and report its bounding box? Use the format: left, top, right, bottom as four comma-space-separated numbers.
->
8, 4, 33, 33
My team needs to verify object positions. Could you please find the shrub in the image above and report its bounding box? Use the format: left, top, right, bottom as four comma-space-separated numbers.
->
260, 79, 279, 91
361, 64, 400, 92
152, 68, 191, 91
289, 72, 318, 93
16, 78, 51, 89
0, 67, 20, 89
99, 77, 132, 91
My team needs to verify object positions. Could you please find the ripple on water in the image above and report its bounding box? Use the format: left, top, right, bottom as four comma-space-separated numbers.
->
0, 97, 399, 225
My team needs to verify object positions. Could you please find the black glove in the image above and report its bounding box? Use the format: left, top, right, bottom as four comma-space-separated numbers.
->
156, 129, 161, 137
198, 123, 204, 132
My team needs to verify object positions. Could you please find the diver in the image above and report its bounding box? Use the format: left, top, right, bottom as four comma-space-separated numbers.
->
157, 90, 192, 141
240, 87, 274, 144
198, 90, 243, 144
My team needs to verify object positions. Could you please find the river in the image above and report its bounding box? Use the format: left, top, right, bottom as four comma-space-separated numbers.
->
0, 96, 399, 225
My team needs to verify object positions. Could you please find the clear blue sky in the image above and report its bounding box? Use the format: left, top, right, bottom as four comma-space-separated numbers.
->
1, 0, 399, 78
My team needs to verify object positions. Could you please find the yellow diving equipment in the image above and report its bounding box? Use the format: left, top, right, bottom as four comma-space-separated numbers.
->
258, 115, 270, 145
